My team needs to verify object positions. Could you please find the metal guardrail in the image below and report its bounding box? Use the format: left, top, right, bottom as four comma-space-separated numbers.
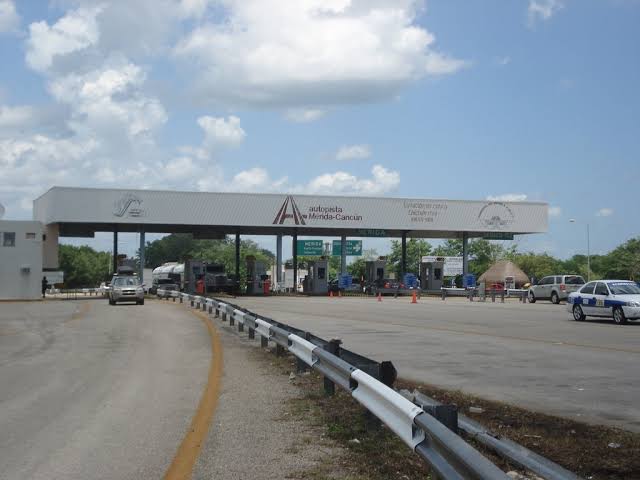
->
156, 289, 580, 480
402, 390, 582, 480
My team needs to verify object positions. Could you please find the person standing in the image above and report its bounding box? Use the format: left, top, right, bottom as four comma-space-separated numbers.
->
41, 276, 49, 299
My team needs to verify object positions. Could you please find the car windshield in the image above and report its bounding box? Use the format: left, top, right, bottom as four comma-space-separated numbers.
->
112, 276, 140, 287
565, 276, 585, 285
608, 283, 640, 295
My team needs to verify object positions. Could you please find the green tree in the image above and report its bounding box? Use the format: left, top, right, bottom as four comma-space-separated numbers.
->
387, 238, 432, 278
347, 249, 380, 280
432, 239, 463, 256
59, 244, 111, 287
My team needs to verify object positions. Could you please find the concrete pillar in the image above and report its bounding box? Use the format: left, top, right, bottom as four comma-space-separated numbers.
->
276, 234, 282, 285
462, 232, 469, 276
292, 232, 298, 293
113, 228, 118, 274
401, 232, 407, 280
340, 235, 347, 276
139, 230, 145, 282
235, 233, 240, 291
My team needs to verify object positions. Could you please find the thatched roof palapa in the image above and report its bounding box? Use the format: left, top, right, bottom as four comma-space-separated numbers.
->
478, 260, 529, 286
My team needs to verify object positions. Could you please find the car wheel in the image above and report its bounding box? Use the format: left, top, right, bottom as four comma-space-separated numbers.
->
573, 304, 585, 321
528, 291, 536, 303
138, 299, 145, 305
551, 292, 560, 304
109, 298, 115, 305
613, 307, 627, 325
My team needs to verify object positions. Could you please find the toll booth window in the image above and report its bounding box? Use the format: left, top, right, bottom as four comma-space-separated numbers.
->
26, 232, 36, 240
2, 232, 15, 247
434, 268, 442, 280
318, 267, 326, 280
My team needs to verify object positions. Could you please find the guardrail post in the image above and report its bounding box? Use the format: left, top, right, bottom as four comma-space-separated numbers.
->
208, 305, 212, 314
172, 296, 175, 302
238, 319, 244, 332
190, 299, 194, 307
491, 290, 496, 302
248, 326, 255, 339
468, 289, 474, 302
222, 311, 227, 322
522, 291, 527, 304
441, 289, 446, 301
179, 295, 183, 303
229, 312, 235, 326
275, 343, 285, 356
501, 290, 505, 303
260, 334, 268, 348
323, 339, 342, 396
434, 405, 459, 434
296, 332, 312, 373
215, 306, 219, 317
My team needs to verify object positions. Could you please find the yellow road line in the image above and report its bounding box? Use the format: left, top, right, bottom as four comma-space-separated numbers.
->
164, 305, 223, 480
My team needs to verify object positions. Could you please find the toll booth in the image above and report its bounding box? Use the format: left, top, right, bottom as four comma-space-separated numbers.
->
365, 258, 387, 288
420, 260, 444, 291
246, 256, 268, 295
184, 259, 205, 294
303, 258, 328, 295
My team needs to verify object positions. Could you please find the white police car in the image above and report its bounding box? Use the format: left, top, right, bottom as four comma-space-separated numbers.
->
567, 280, 640, 325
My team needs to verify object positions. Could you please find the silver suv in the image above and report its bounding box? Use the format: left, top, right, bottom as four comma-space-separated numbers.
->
109, 275, 145, 305
528, 275, 585, 304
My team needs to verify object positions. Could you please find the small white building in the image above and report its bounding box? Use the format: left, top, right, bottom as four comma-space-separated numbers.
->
0, 220, 44, 300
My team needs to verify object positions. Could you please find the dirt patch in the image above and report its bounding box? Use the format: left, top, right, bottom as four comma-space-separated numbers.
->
396, 380, 640, 480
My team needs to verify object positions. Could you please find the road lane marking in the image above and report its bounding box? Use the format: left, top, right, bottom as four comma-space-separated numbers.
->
164, 306, 223, 480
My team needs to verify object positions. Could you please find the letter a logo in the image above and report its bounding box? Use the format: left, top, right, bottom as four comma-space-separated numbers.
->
273, 195, 306, 225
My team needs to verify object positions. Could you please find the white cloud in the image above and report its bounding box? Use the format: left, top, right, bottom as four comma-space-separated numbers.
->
596, 208, 614, 217
496, 56, 511, 66
304, 164, 399, 195
548, 206, 562, 217
198, 115, 246, 150
0, 105, 34, 129
486, 193, 528, 202
48, 56, 167, 141
0, 0, 19, 33
527, 0, 564, 26
26, 6, 103, 72
335, 144, 371, 161
285, 108, 326, 123
174, 0, 467, 108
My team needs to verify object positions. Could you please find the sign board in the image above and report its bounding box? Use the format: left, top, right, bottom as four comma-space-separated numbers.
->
421, 256, 464, 277
332, 240, 363, 256
355, 229, 387, 237
44, 271, 64, 285
296, 240, 324, 256
482, 232, 515, 240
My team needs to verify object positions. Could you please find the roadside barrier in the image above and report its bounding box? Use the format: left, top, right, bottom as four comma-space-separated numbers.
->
157, 289, 582, 480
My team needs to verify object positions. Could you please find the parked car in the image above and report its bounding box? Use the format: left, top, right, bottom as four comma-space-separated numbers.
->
567, 280, 640, 325
328, 279, 364, 293
527, 275, 585, 304
109, 275, 145, 305
156, 283, 179, 298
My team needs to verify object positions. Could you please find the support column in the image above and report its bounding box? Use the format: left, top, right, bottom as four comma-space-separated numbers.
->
276, 234, 283, 286
462, 232, 469, 276
292, 232, 298, 293
113, 227, 118, 274
340, 235, 347, 276
235, 233, 241, 293
401, 232, 407, 280
138, 230, 145, 282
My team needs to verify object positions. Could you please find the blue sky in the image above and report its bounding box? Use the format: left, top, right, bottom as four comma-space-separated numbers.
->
0, 0, 638, 260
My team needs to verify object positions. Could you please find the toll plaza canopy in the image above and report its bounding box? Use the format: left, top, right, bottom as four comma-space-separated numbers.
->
34, 186, 548, 239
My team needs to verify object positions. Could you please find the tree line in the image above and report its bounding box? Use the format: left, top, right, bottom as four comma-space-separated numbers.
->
57, 235, 640, 288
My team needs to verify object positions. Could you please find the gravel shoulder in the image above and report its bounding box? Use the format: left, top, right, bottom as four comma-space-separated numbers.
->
193, 317, 348, 480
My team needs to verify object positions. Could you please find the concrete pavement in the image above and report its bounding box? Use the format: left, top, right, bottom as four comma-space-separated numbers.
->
0, 300, 210, 480
231, 295, 640, 432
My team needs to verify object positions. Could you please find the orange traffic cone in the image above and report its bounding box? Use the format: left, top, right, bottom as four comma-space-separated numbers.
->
377, 292, 382, 302
411, 290, 417, 304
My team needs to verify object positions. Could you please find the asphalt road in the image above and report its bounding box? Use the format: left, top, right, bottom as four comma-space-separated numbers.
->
0, 299, 210, 480
232, 295, 640, 432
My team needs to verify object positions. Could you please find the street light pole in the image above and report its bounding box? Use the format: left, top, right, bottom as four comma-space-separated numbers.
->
570, 219, 591, 281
